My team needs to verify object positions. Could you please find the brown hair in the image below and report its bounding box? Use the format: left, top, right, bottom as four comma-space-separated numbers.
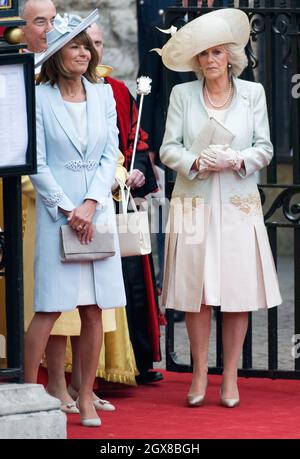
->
37, 30, 98, 85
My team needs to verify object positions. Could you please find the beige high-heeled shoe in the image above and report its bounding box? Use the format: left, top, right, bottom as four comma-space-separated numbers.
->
81, 417, 101, 428
220, 388, 240, 408
186, 380, 208, 407
186, 393, 206, 407
76, 398, 101, 427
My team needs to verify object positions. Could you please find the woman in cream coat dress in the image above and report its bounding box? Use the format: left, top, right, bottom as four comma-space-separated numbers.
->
159, 9, 282, 408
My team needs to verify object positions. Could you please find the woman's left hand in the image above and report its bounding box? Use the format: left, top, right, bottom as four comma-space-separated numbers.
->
68, 199, 97, 232
125, 169, 146, 189
76, 222, 95, 245
202, 145, 240, 170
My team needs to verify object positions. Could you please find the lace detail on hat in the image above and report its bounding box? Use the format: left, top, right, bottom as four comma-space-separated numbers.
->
42, 191, 63, 208
65, 160, 98, 172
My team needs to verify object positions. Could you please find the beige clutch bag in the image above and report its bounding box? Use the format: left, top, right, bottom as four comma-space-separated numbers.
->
190, 116, 235, 179
190, 116, 235, 156
60, 224, 115, 262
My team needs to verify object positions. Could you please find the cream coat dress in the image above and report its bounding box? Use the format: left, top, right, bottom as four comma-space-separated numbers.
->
160, 77, 282, 313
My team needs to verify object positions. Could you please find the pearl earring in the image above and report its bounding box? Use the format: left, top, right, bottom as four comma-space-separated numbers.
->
228, 64, 232, 68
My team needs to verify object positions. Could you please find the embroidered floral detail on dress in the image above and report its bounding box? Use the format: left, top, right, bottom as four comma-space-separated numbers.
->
42, 191, 63, 208
230, 194, 261, 214
65, 160, 98, 172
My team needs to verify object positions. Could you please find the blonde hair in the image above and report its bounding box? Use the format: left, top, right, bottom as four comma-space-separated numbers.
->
195, 43, 248, 79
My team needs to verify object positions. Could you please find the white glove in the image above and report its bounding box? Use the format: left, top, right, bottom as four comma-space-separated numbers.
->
201, 145, 242, 171
196, 145, 228, 174
196, 146, 222, 173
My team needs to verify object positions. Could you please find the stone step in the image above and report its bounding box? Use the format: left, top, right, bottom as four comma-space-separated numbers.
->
0, 384, 66, 439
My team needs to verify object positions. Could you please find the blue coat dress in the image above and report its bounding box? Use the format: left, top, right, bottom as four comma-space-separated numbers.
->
30, 77, 126, 312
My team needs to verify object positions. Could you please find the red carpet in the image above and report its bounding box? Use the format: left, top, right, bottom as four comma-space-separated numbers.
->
38, 368, 300, 439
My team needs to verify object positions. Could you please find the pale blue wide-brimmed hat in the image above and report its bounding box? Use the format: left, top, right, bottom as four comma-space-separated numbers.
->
35, 9, 99, 68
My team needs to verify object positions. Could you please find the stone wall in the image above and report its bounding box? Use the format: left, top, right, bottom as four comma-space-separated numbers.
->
55, 0, 138, 93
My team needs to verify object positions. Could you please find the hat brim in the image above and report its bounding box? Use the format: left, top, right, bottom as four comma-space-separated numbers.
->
96, 64, 113, 78
35, 9, 99, 68
162, 9, 250, 72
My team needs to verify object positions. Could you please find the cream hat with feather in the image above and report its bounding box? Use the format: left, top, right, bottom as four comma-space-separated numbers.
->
158, 8, 250, 72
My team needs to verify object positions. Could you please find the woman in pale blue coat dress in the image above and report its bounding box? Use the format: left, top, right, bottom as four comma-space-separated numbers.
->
24, 11, 126, 427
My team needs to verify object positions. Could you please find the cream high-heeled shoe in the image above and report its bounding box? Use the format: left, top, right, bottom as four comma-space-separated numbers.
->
81, 417, 101, 427
220, 388, 240, 408
68, 384, 115, 411
76, 398, 101, 427
186, 393, 206, 407
186, 380, 208, 407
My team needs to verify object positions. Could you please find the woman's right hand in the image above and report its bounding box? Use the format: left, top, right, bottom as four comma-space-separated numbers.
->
68, 199, 97, 232
196, 146, 228, 172
201, 144, 239, 170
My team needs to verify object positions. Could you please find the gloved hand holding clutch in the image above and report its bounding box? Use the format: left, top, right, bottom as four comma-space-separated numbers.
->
196, 147, 221, 173
201, 144, 243, 171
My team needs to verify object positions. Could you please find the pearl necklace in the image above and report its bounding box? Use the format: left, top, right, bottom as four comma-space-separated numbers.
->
205, 80, 233, 109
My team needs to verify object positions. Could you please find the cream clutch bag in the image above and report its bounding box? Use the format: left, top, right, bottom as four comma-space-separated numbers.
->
190, 116, 235, 156
190, 116, 235, 179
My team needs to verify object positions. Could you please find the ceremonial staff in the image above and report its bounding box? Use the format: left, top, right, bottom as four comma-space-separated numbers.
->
125, 75, 152, 207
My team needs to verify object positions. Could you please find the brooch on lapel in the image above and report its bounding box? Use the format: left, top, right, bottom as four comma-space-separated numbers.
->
241, 93, 250, 106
